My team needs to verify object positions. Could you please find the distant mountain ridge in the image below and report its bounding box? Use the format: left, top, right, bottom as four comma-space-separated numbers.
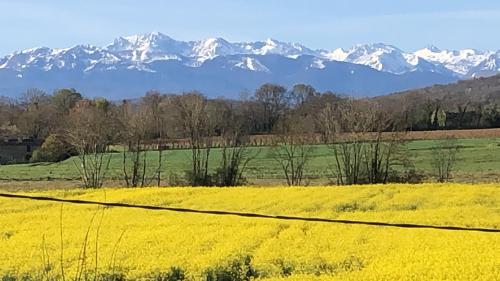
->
0, 32, 499, 99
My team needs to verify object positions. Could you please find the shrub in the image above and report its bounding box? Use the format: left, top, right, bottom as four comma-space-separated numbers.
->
386, 168, 426, 184
272, 259, 294, 277
98, 272, 127, 281
184, 170, 215, 187
167, 172, 188, 186
31, 134, 76, 163
203, 255, 258, 281
1, 274, 36, 281
214, 167, 248, 187
1, 274, 16, 281
154, 267, 186, 281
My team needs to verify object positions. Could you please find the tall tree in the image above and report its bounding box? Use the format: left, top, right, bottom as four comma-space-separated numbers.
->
66, 99, 121, 188
52, 88, 82, 114
173, 92, 215, 186
270, 113, 315, 186
214, 101, 256, 186
254, 83, 289, 132
17, 89, 57, 139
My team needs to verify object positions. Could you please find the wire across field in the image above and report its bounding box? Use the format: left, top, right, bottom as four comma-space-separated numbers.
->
1, 192, 498, 233
1, 184, 499, 280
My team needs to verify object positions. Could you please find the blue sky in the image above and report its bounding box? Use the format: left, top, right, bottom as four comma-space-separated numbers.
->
1, 0, 500, 54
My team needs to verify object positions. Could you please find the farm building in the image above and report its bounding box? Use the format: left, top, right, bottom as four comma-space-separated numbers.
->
0, 138, 41, 164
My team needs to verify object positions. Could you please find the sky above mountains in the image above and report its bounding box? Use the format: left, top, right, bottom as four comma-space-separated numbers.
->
1, 0, 500, 55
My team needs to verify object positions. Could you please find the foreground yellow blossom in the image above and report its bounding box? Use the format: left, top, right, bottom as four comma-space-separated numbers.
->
0, 184, 499, 280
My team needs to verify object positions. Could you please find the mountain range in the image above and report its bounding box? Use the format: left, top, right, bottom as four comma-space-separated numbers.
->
1, 32, 499, 99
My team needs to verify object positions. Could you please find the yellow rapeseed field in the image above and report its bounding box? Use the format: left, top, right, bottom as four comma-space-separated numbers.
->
0, 184, 499, 280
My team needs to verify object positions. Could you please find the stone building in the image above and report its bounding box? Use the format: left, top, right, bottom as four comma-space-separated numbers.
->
0, 138, 41, 164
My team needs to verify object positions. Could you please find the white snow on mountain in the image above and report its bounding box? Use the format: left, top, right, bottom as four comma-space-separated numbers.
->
0, 45, 121, 72
191, 37, 241, 64
106, 32, 188, 62
414, 46, 493, 75
467, 51, 500, 77
322, 48, 349, 61
310, 58, 326, 69
322, 43, 462, 75
239, 38, 317, 58
233, 57, 270, 72
0, 32, 499, 78
323, 43, 417, 74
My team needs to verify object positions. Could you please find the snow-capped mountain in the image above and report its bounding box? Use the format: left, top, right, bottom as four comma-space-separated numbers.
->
107, 32, 188, 63
414, 46, 494, 76
0, 32, 498, 99
323, 43, 439, 75
468, 52, 500, 77
104, 32, 317, 65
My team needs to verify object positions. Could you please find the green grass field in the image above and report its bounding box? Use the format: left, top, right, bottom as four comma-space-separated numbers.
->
1, 138, 499, 186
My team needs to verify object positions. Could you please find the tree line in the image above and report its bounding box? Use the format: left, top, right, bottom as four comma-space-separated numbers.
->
0, 82, 477, 187
376, 74, 500, 130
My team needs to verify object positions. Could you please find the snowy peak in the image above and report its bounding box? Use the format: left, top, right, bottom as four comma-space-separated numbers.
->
0, 45, 120, 72
322, 43, 497, 77
192, 37, 240, 63
106, 32, 188, 62
467, 52, 500, 77
414, 47, 492, 75
107, 32, 178, 51
105, 33, 320, 64
323, 48, 349, 61
342, 43, 412, 74
0, 47, 53, 70
323, 43, 440, 75
1, 32, 499, 79
250, 38, 315, 57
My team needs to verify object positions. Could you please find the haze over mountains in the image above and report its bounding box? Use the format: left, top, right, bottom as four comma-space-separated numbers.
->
1, 32, 499, 99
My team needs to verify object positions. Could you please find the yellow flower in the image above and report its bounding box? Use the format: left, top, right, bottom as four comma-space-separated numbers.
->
0, 184, 498, 280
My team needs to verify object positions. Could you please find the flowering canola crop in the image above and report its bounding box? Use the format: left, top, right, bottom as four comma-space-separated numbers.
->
0, 184, 499, 280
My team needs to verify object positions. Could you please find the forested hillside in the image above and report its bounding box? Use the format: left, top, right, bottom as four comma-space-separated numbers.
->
374, 74, 500, 130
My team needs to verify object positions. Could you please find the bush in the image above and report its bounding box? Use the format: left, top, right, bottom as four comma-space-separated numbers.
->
154, 267, 186, 281
1, 273, 36, 281
1, 274, 16, 281
98, 272, 127, 281
386, 168, 426, 184
184, 170, 215, 187
31, 134, 76, 163
167, 172, 188, 186
203, 255, 258, 281
213, 167, 248, 187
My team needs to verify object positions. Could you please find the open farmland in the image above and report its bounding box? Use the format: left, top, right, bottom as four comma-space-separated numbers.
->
0, 137, 499, 189
0, 184, 499, 280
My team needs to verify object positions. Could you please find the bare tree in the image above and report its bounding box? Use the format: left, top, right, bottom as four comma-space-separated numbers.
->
363, 105, 404, 184
254, 83, 289, 132
0, 98, 21, 139
120, 93, 168, 187
431, 138, 461, 182
270, 115, 315, 186
322, 100, 407, 185
290, 84, 317, 107
172, 92, 215, 186
17, 89, 58, 139
317, 102, 340, 144
214, 101, 257, 186
121, 102, 149, 187
142, 91, 168, 186
66, 99, 120, 188
326, 100, 370, 185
